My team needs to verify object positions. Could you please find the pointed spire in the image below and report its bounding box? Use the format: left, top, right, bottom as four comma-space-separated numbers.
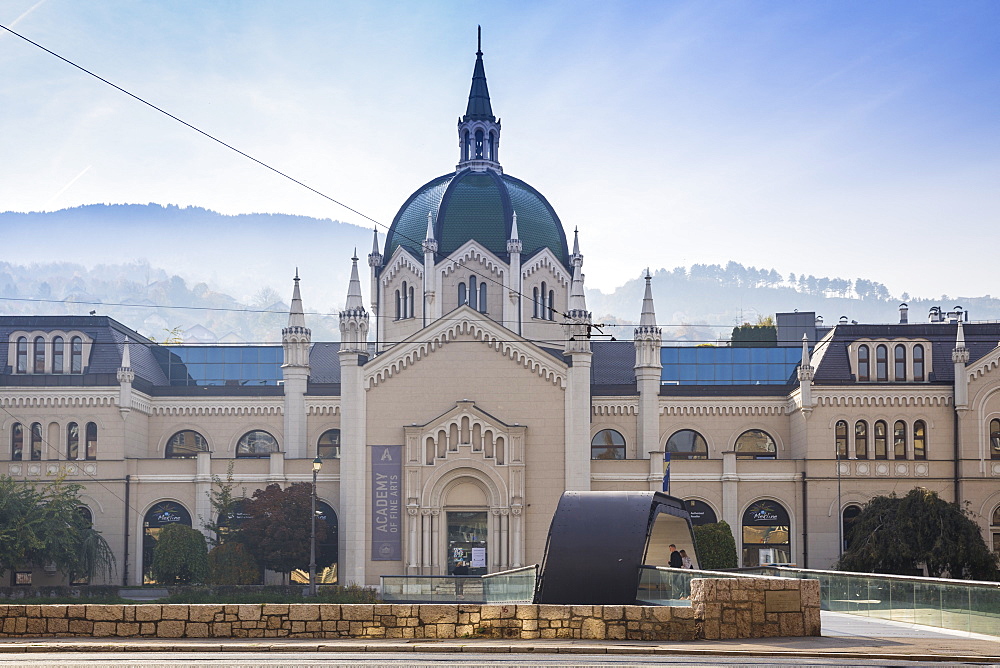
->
801, 332, 810, 367
121, 336, 131, 369
465, 25, 494, 121
568, 263, 587, 313
371, 228, 379, 255
346, 250, 364, 310
572, 227, 580, 257
117, 336, 135, 387
956, 319, 966, 348
639, 269, 657, 328
510, 211, 519, 241
426, 210, 435, 241
287, 271, 306, 329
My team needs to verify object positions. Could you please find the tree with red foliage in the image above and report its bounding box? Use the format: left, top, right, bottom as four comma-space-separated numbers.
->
237, 482, 327, 575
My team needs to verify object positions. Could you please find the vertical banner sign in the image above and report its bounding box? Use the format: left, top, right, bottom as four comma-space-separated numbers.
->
371, 445, 402, 560
662, 452, 671, 494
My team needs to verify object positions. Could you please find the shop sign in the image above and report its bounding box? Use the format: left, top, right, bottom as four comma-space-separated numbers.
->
371, 445, 402, 560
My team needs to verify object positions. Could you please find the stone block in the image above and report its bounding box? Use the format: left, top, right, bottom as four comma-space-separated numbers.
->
87, 605, 124, 621
319, 604, 341, 620
538, 604, 570, 620
418, 605, 457, 624
601, 605, 623, 620
779, 613, 804, 637
236, 605, 261, 621
672, 605, 694, 620
374, 604, 393, 616
117, 622, 140, 636
479, 605, 501, 620
289, 604, 319, 621
25, 605, 40, 618
391, 604, 413, 616
46, 618, 69, 633
649, 606, 672, 623
555, 627, 573, 639
140, 622, 156, 635
349, 621, 363, 635
213, 622, 232, 636
247, 628, 264, 637
801, 581, 820, 608
91, 621, 116, 637
189, 605, 222, 622
722, 609, 735, 624
41, 605, 67, 618
66, 605, 86, 618
606, 623, 626, 640
157, 620, 185, 638
520, 630, 540, 639
540, 628, 556, 639
386, 626, 404, 638
26, 618, 46, 635
500, 604, 516, 619
266, 616, 281, 630
624, 606, 643, 620
341, 605, 374, 621
571, 605, 592, 617
160, 605, 188, 621
261, 604, 289, 616
580, 618, 606, 639
436, 623, 456, 637
401, 627, 414, 638
69, 620, 93, 634
290, 621, 305, 633
736, 610, 751, 638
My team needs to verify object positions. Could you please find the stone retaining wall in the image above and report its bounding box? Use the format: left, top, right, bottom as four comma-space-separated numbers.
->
0, 578, 820, 641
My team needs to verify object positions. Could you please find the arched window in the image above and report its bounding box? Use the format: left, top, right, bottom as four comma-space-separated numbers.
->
913, 344, 925, 382
488, 131, 496, 161
30, 422, 43, 460
835, 420, 848, 459
893, 420, 907, 459
85, 422, 98, 460
474, 128, 484, 159
142, 502, 192, 583
469, 276, 478, 310
401, 281, 408, 319
237, 430, 278, 458
52, 336, 64, 374
33, 336, 45, 373
875, 345, 888, 382
395, 290, 401, 320
855, 420, 868, 459
894, 345, 907, 381
913, 420, 927, 460
540, 282, 547, 319
11, 423, 23, 461
165, 430, 208, 458
71, 336, 83, 373
741, 500, 791, 567
842, 504, 862, 551
665, 429, 708, 459
857, 345, 870, 382
532, 288, 539, 318
408, 285, 415, 318
479, 282, 487, 313
591, 429, 626, 460
16, 337, 28, 373
735, 429, 777, 459
67, 422, 79, 460
873, 420, 887, 459
71, 506, 95, 584
318, 429, 341, 459
548, 290, 555, 320
458, 282, 468, 306
463, 130, 471, 161
991, 418, 1000, 460
992, 506, 1000, 555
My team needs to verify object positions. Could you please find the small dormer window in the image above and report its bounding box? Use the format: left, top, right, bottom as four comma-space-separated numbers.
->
913, 344, 925, 381
33, 337, 45, 373
894, 345, 907, 381
71, 337, 83, 373
875, 345, 888, 382
857, 345, 869, 381
52, 336, 64, 374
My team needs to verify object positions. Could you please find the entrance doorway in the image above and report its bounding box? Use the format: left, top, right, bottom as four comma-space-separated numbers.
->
447, 511, 487, 575
142, 501, 192, 583
741, 500, 790, 566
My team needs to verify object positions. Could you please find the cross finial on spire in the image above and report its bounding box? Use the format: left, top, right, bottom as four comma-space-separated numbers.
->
477, 25, 482, 56
352, 248, 358, 262
294, 267, 299, 281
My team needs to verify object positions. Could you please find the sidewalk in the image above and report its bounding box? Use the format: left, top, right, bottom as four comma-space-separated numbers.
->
0, 612, 998, 663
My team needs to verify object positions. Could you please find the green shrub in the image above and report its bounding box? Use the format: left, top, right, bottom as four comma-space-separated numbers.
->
693, 521, 738, 569
150, 524, 209, 585
208, 542, 260, 585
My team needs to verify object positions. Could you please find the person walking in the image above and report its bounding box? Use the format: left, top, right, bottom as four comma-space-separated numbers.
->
668, 544, 683, 568
679, 549, 693, 569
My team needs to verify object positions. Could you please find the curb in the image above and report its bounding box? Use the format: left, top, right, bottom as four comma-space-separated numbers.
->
0, 640, 998, 663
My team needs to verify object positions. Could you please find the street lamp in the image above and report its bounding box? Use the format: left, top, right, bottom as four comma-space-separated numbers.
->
309, 456, 322, 597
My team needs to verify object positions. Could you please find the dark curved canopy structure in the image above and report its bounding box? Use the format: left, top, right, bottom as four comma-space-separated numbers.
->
534, 491, 697, 605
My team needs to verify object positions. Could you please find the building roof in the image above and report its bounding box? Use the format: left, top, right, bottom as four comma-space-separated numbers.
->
383, 169, 570, 269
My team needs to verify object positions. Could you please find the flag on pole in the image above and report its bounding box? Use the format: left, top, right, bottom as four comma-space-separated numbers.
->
662, 452, 671, 493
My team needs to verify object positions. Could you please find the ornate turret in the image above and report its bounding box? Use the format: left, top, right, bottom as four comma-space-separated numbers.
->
954, 319, 969, 410
282, 272, 312, 458
340, 251, 370, 353
367, 229, 381, 314
797, 333, 814, 413
564, 229, 592, 355
634, 269, 662, 365
634, 269, 663, 459
457, 27, 502, 173
504, 211, 522, 332
422, 212, 438, 325
282, 270, 312, 368
117, 336, 134, 418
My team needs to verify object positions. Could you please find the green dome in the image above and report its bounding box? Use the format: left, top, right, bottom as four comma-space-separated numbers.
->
384, 169, 570, 269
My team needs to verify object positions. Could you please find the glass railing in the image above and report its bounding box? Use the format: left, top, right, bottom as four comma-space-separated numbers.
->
636, 566, 793, 605
380, 565, 537, 604
739, 567, 1000, 637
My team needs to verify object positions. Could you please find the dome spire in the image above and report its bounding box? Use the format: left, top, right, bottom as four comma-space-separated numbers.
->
457, 27, 502, 172
346, 250, 364, 311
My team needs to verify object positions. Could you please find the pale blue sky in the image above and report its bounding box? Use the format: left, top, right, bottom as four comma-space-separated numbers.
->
2, 0, 998, 301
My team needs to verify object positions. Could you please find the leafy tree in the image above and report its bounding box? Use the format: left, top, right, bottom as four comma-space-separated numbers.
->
207, 542, 260, 585
837, 488, 999, 580
731, 316, 777, 347
0, 475, 115, 582
201, 461, 246, 547
150, 523, 209, 584
693, 521, 738, 570
238, 483, 328, 574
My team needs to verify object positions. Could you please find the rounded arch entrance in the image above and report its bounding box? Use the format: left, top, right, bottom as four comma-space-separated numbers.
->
740, 499, 791, 567
142, 500, 192, 584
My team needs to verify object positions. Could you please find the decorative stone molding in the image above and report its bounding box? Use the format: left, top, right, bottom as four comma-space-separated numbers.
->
659, 402, 787, 417
366, 314, 566, 389
968, 347, 1000, 381
440, 241, 506, 279
306, 403, 341, 417
814, 393, 950, 408
521, 251, 570, 287
151, 402, 282, 417
592, 400, 638, 417
380, 249, 424, 284
0, 393, 116, 409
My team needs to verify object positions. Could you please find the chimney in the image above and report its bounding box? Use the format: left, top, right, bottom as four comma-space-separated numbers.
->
899, 303, 908, 324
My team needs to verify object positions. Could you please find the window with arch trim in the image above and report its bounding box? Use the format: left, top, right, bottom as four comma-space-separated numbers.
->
30, 422, 43, 460
875, 345, 888, 382
52, 336, 64, 374
11, 423, 23, 461
873, 420, 887, 459
913, 420, 927, 460
857, 345, 870, 382
395, 290, 401, 320
71, 336, 83, 373
71, 506, 95, 585
16, 337, 27, 374
84, 422, 97, 460
33, 337, 45, 373
894, 345, 907, 381
236, 430, 278, 458
409, 285, 415, 317
893, 420, 907, 459
591, 429, 625, 460
835, 420, 848, 459
665, 429, 708, 459
990, 418, 1000, 460
478, 281, 487, 313
735, 429, 776, 459
842, 504, 863, 551
992, 505, 1000, 556
67, 422, 79, 460
318, 429, 341, 459
548, 290, 555, 319
469, 276, 478, 310
854, 420, 868, 459
165, 430, 208, 458
401, 281, 409, 318
913, 344, 925, 382
532, 287, 539, 318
